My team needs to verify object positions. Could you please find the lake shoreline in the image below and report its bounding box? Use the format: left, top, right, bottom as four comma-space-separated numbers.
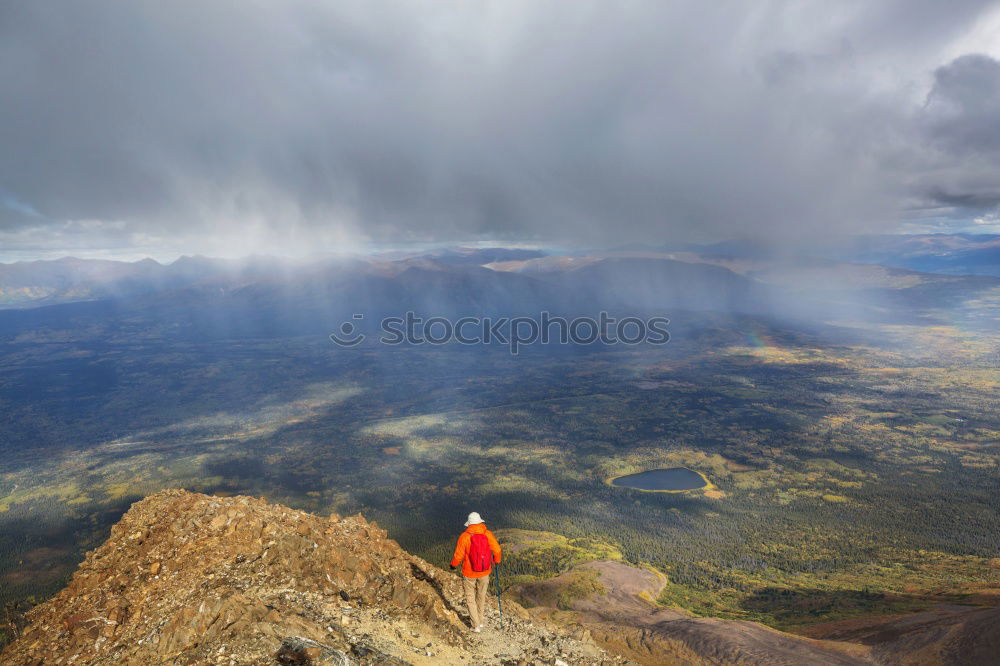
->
605, 467, 716, 493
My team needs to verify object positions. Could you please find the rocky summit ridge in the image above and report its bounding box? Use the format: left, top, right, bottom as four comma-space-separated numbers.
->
5, 489, 997, 666
0, 490, 615, 665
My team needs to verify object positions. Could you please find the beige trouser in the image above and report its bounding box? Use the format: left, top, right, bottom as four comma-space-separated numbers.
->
462, 574, 490, 628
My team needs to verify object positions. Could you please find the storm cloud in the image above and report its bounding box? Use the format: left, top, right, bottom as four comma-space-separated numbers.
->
2, 1, 1000, 257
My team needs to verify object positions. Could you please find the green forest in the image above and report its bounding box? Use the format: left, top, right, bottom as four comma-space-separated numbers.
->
2, 311, 998, 645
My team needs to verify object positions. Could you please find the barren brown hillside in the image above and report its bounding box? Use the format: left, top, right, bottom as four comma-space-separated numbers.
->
3, 490, 997, 666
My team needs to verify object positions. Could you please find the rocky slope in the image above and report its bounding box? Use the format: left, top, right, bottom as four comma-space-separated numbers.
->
4, 490, 996, 666
0, 490, 616, 665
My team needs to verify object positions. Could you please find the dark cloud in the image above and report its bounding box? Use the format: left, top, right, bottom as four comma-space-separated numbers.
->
914, 54, 1000, 213
925, 54, 1000, 155
1, 1, 999, 256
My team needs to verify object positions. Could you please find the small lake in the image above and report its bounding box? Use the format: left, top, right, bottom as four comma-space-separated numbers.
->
610, 467, 708, 491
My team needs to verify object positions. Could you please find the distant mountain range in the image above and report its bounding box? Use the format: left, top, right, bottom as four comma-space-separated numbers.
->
832, 233, 1000, 276
0, 237, 996, 341
680, 233, 1000, 276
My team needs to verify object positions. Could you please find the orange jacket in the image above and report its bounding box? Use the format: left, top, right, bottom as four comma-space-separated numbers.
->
450, 523, 502, 578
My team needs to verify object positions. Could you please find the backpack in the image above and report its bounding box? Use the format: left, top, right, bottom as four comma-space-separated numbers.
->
468, 533, 492, 572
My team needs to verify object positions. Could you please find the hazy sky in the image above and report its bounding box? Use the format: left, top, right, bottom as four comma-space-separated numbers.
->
2, 1, 1000, 259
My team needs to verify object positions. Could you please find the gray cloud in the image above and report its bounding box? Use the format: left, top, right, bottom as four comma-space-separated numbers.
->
1, 1, 999, 257
915, 54, 1000, 211
925, 55, 1000, 155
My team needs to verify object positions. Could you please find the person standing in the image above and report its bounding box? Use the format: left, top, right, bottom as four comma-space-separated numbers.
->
450, 511, 502, 632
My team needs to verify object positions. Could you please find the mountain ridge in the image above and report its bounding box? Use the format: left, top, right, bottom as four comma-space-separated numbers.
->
7, 490, 996, 665
0, 489, 616, 665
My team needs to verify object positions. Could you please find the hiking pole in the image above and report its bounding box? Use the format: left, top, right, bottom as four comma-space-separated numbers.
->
494, 563, 504, 629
